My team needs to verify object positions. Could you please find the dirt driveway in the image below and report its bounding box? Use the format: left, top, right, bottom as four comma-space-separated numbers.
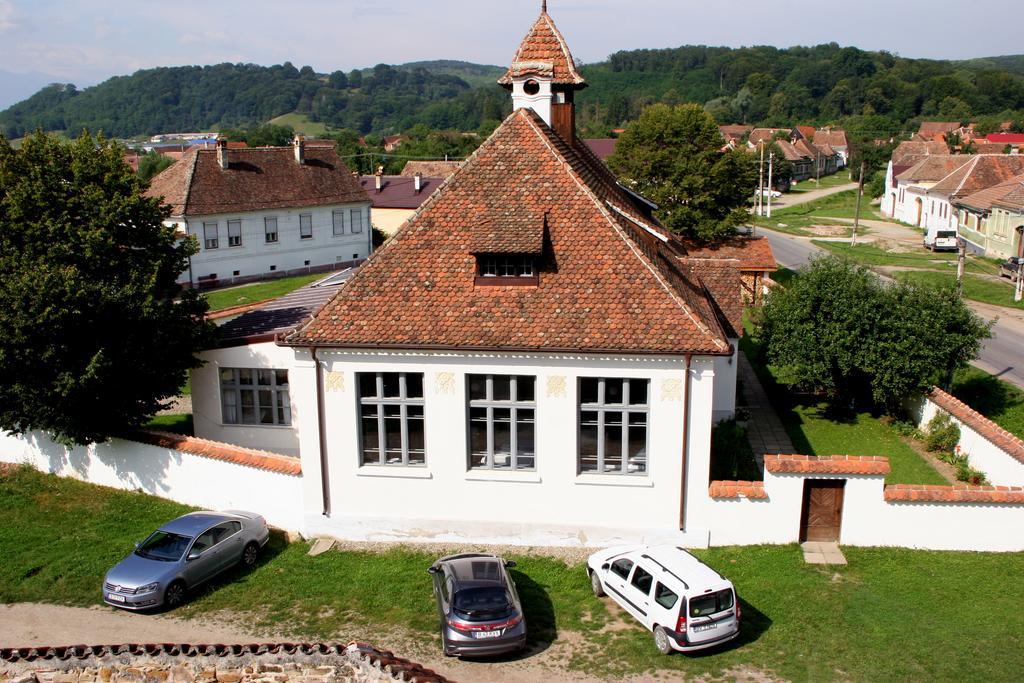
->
0, 603, 666, 683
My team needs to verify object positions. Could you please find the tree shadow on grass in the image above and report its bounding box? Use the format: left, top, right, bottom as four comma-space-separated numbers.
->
952, 372, 1021, 422
150, 528, 290, 615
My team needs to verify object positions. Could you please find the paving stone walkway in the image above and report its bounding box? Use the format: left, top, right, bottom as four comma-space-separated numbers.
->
738, 351, 796, 472
801, 541, 848, 565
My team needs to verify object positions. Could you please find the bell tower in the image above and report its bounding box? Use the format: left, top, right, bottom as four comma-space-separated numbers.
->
498, 2, 587, 141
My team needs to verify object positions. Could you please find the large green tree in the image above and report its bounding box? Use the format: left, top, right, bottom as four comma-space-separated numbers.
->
0, 132, 215, 445
608, 103, 758, 241
757, 257, 990, 410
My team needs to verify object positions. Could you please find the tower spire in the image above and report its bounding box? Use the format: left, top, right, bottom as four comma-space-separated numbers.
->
542, 1, 547, 12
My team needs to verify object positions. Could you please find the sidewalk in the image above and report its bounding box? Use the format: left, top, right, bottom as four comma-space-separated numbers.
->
738, 351, 795, 471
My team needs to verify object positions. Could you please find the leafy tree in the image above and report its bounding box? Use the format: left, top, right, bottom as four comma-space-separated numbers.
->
609, 103, 758, 242
328, 70, 349, 90
137, 150, 175, 183
757, 257, 989, 411
348, 69, 364, 89
0, 132, 215, 445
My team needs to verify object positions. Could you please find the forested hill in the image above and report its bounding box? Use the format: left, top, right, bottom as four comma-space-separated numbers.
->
4, 44, 1024, 141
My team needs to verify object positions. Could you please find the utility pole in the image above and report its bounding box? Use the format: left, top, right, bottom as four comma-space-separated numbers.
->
767, 152, 774, 219
815, 149, 821, 186
1016, 264, 1023, 303
757, 142, 765, 217
852, 160, 865, 247
956, 238, 966, 296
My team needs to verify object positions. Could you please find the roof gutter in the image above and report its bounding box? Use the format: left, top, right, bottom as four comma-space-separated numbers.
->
679, 354, 693, 531
312, 347, 331, 517
278, 340, 733, 358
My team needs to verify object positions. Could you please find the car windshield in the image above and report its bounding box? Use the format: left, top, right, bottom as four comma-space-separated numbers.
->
134, 531, 192, 562
937, 231, 957, 239
452, 586, 513, 620
688, 589, 735, 618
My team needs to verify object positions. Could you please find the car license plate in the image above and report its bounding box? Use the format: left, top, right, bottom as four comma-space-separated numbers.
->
107, 593, 127, 603
473, 629, 503, 639
693, 623, 717, 633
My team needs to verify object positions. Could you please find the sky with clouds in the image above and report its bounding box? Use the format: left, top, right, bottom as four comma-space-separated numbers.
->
0, 0, 1020, 88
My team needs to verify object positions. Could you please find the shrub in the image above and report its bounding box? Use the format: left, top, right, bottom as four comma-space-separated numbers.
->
955, 458, 989, 486
925, 413, 961, 453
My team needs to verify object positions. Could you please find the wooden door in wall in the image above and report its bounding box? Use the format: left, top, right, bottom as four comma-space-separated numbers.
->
800, 480, 845, 542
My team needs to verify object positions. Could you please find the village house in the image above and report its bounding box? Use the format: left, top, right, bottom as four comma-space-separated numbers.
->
881, 140, 958, 218
920, 155, 1024, 234
955, 174, 1024, 259
888, 155, 972, 227
813, 128, 850, 165
360, 171, 447, 237
147, 136, 372, 289
183, 4, 761, 547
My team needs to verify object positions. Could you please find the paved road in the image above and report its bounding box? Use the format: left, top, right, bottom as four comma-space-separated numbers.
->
760, 229, 1024, 390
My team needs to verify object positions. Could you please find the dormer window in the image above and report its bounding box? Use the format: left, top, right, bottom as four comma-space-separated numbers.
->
476, 253, 539, 286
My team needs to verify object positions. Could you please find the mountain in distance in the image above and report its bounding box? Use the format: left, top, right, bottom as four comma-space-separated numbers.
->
4, 45, 1024, 142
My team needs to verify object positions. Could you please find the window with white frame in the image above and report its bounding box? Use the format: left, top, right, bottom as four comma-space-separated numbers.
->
203, 222, 218, 249
300, 214, 313, 239
220, 368, 291, 425
468, 375, 535, 470
227, 219, 242, 247
479, 254, 535, 277
265, 217, 278, 243
578, 378, 649, 475
350, 209, 364, 233
357, 372, 425, 466
332, 209, 345, 236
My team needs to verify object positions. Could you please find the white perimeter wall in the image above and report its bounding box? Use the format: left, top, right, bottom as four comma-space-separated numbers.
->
712, 340, 738, 423
293, 349, 720, 548
181, 203, 372, 284
193, 342, 302, 457
0, 431, 303, 531
912, 396, 1024, 486
703, 470, 1024, 552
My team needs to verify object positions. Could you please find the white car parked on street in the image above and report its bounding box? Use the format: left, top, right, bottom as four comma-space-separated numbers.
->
587, 545, 740, 654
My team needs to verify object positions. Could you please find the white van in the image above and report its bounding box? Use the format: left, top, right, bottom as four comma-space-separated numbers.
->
587, 545, 740, 654
923, 227, 959, 252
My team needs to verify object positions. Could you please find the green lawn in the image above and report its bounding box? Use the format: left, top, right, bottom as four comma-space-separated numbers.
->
951, 366, 1024, 440
893, 270, 1024, 310
814, 241, 1006, 278
755, 189, 882, 236
1, 466, 1022, 680
789, 172, 853, 193
267, 112, 330, 137
145, 413, 194, 435
204, 273, 324, 312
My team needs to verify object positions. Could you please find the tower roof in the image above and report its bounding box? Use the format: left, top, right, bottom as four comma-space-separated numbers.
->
498, 5, 586, 87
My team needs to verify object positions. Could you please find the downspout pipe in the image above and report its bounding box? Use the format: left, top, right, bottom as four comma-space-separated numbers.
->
312, 347, 331, 517
679, 354, 693, 531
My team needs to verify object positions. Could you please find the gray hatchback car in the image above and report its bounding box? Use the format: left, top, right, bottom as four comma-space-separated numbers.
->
102, 511, 270, 610
428, 553, 527, 657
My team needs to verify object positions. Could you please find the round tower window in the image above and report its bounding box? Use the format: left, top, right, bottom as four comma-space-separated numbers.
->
523, 80, 540, 95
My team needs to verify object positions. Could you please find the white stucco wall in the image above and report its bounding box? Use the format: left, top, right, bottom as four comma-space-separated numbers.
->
912, 395, 1024, 487
0, 431, 304, 531
703, 470, 1024, 552
296, 349, 720, 548
371, 208, 415, 237
192, 342, 302, 457
711, 340, 738, 423
180, 203, 372, 285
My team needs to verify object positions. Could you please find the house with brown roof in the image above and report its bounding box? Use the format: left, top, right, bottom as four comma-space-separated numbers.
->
890, 155, 972, 227
921, 155, 1024, 238
881, 141, 955, 217
955, 174, 1024, 258
182, 5, 765, 548
146, 136, 372, 288
359, 171, 447, 236
813, 128, 849, 165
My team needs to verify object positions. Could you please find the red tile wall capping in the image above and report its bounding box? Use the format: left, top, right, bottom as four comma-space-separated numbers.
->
929, 388, 1024, 465
131, 430, 301, 476
709, 480, 768, 499
764, 454, 892, 476
884, 484, 1024, 505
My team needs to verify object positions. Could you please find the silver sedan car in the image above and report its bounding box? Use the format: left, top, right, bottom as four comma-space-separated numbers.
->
102, 511, 270, 610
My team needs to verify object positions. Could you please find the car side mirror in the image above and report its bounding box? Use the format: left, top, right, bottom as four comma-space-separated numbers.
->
504, 560, 517, 568
134, 541, 141, 549
601, 563, 610, 571
187, 551, 201, 562
427, 566, 439, 575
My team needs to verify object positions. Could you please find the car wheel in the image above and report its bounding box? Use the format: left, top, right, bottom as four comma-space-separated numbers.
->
241, 542, 259, 568
653, 625, 674, 655
164, 580, 186, 608
590, 571, 606, 597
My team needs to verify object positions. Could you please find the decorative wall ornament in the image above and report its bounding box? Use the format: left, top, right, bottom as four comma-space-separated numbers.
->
661, 378, 683, 402
435, 372, 455, 395
547, 375, 567, 398
325, 372, 345, 393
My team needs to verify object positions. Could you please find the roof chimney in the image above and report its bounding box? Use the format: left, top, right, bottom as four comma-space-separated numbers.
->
216, 136, 229, 170
414, 172, 423, 194
293, 134, 305, 165
375, 165, 384, 193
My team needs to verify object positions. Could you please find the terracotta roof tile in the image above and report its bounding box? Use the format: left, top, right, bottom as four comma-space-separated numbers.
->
132, 430, 301, 475
813, 129, 849, 149
709, 480, 768, 499
285, 108, 731, 355
929, 388, 1024, 465
146, 146, 367, 217
928, 155, 1024, 199
891, 141, 949, 166
583, 138, 617, 161
498, 10, 585, 86
680, 237, 777, 272
896, 155, 972, 183
918, 122, 962, 138
683, 259, 743, 338
764, 454, 891, 476
884, 483, 1024, 504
